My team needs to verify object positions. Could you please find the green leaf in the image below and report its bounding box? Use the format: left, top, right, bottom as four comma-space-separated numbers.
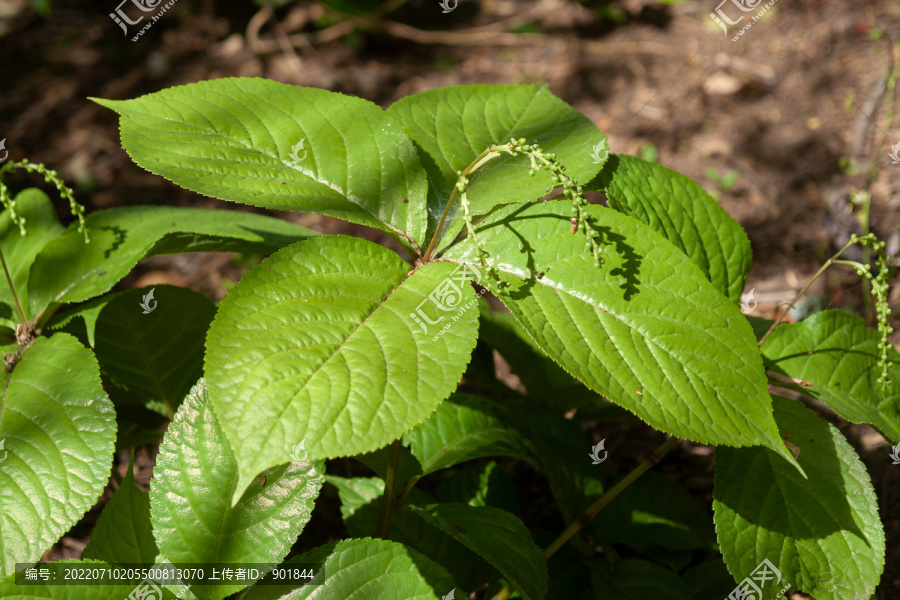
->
503, 398, 604, 523
593, 470, 715, 551
0, 334, 116, 577
325, 475, 384, 531
591, 154, 752, 302
28, 205, 316, 318
149, 379, 324, 600
762, 309, 900, 444
713, 396, 885, 600
409, 503, 548, 600
354, 443, 423, 496
590, 558, 694, 600
93, 286, 216, 419
477, 302, 598, 409
0, 189, 64, 326
387, 84, 606, 246
443, 200, 799, 469
82, 451, 158, 565
327, 477, 497, 590
681, 559, 739, 600
28, 0, 51, 17
239, 538, 458, 600
403, 394, 538, 475
46, 292, 123, 348
437, 461, 520, 515
205, 235, 479, 505
94, 78, 428, 250
0, 560, 179, 600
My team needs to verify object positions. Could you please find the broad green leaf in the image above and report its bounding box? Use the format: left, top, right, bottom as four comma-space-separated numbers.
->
437, 461, 520, 515
354, 443, 423, 496
503, 398, 604, 523
94, 78, 428, 249
149, 379, 324, 600
590, 558, 694, 600
746, 314, 774, 342
478, 302, 600, 409
0, 560, 179, 600
762, 309, 900, 444
681, 560, 739, 600
409, 503, 548, 600
239, 538, 458, 600
28, 205, 316, 318
392, 501, 499, 592
325, 475, 385, 530
0, 189, 64, 326
205, 235, 479, 504
543, 546, 593, 600
83, 451, 158, 565
93, 286, 216, 419
327, 476, 497, 590
387, 84, 606, 246
713, 396, 885, 600
443, 200, 799, 469
591, 154, 752, 302
403, 394, 538, 475
46, 292, 123, 348
0, 334, 116, 577
592, 470, 715, 551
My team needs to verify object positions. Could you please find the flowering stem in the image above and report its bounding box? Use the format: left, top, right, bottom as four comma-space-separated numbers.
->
422, 146, 503, 263
756, 242, 851, 347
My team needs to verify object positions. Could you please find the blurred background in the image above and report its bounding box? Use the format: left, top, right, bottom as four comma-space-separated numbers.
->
1, 0, 899, 595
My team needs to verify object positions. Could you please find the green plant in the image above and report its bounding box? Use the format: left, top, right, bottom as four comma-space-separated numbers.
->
703, 165, 739, 201
0, 79, 895, 600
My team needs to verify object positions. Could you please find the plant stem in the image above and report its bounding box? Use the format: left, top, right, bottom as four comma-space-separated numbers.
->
421, 145, 504, 262
0, 246, 26, 327
489, 435, 680, 600
374, 438, 402, 539
545, 435, 678, 559
758, 238, 858, 347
